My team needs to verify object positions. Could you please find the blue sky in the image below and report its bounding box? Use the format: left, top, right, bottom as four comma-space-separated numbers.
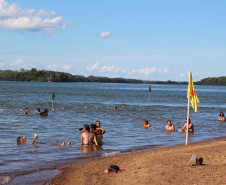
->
0, 0, 225, 81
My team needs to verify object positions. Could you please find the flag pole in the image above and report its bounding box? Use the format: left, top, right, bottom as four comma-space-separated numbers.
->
148, 86, 151, 106
186, 93, 190, 145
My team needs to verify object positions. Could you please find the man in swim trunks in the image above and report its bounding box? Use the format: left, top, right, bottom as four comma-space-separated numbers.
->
178, 118, 194, 132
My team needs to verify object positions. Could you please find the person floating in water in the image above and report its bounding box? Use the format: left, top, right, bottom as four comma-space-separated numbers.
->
81, 124, 98, 145
17, 134, 38, 144
36, 108, 41, 115
217, 112, 225, 122
165, 120, 175, 131
178, 118, 194, 132
24, 108, 29, 114
17, 134, 71, 146
40, 109, 48, 116
143, 120, 151, 128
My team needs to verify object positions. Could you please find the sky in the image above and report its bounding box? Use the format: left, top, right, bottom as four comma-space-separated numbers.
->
0, 0, 226, 82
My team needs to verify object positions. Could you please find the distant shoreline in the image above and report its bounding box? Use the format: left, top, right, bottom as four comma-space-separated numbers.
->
0, 68, 226, 85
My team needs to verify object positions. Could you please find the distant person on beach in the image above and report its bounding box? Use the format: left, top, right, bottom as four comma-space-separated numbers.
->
144, 120, 151, 128
81, 124, 98, 145
165, 120, 175, 131
36, 108, 41, 114
217, 112, 225, 122
90, 124, 103, 145
95, 121, 105, 135
40, 109, 48, 116
178, 118, 194, 132
17, 134, 38, 144
24, 108, 29, 114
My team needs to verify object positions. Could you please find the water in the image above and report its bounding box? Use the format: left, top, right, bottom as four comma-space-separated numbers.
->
0, 82, 226, 184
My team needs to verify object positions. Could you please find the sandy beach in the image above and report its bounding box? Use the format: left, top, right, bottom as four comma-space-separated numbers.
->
49, 138, 226, 185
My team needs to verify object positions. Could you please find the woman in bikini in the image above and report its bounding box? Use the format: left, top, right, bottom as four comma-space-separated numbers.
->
217, 112, 225, 122
165, 120, 175, 131
81, 124, 98, 145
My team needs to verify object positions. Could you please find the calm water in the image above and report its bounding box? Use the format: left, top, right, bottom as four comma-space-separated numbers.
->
0, 82, 226, 184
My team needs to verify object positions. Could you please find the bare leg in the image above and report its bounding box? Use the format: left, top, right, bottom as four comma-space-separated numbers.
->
60, 141, 65, 146
67, 141, 71, 145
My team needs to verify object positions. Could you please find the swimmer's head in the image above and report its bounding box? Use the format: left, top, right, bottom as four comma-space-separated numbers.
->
144, 120, 148, 125
167, 120, 171, 125
84, 124, 90, 132
220, 112, 224, 117
95, 121, 101, 127
17, 136, 26, 143
90, 124, 97, 131
186, 118, 191, 122
36, 108, 40, 112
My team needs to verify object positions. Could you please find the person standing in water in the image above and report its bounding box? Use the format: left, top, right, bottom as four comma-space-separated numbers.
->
217, 112, 225, 122
81, 124, 98, 145
165, 120, 175, 131
178, 118, 194, 132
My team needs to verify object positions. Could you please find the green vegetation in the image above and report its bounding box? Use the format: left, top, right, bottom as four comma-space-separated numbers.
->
0, 68, 225, 86
197, 76, 226, 86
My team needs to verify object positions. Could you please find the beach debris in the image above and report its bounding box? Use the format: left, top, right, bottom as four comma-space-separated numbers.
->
188, 154, 197, 166
196, 157, 203, 165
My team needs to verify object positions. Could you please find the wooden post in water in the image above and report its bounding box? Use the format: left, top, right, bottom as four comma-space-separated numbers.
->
148, 86, 151, 106
52, 92, 55, 110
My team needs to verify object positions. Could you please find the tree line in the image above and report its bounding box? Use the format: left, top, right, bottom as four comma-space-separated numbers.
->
0, 68, 225, 85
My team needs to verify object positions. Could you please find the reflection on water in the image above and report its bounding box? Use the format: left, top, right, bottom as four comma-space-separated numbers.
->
0, 82, 226, 180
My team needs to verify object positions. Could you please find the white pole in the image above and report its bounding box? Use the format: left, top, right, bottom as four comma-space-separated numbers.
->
186, 94, 190, 145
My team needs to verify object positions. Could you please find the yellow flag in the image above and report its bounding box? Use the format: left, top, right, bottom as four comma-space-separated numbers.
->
187, 71, 199, 112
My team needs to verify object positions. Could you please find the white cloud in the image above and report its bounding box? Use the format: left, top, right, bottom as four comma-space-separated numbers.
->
121, 69, 127, 73
0, 62, 4, 67
97, 31, 111, 38
129, 69, 137, 74
10, 59, 23, 66
46, 64, 59, 69
87, 62, 100, 71
100, 65, 121, 73
178, 73, 185, 77
27, 52, 37, 56
162, 68, 169, 74
138, 67, 161, 75
0, 0, 74, 34
62, 65, 71, 70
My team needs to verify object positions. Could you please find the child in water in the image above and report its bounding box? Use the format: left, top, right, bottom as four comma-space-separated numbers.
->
178, 118, 194, 132
143, 120, 151, 128
90, 124, 103, 145
165, 120, 175, 131
95, 121, 105, 135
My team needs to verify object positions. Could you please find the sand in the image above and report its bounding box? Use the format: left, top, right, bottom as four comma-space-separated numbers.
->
49, 139, 226, 185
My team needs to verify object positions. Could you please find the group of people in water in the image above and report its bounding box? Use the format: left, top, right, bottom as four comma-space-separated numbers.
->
24, 108, 49, 116
17, 109, 226, 146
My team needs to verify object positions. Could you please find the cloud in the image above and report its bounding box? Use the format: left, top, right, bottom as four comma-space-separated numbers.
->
10, 59, 23, 66
0, 62, 4, 67
0, 0, 74, 34
97, 31, 111, 38
138, 67, 161, 75
162, 68, 169, 74
87, 62, 100, 71
100, 65, 121, 73
62, 65, 71, 70
178, 73, 185, 77
46, 64, 59, 69
27, 52, 37, 56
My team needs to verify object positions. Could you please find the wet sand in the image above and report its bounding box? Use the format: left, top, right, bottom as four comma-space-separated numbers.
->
49, 138, 226, 185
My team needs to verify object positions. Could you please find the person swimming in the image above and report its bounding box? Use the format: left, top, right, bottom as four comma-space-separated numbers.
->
81, 124, 98, 145
24, 108, 29, 114
217, 112, 225, 122
144, 120, 151, 128
165, 120, 175, 131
